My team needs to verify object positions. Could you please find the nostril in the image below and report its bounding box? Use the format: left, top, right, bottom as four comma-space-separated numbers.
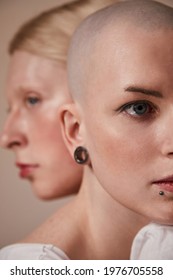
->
0, 130, 26, 149
168, 152, 173, 157
8, 141, 21, 149
0, 134, 22, 149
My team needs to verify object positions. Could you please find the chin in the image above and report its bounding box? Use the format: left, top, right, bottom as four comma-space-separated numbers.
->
36, 190, 59, 200
150, 211, 173, 226
31, 183, 56, 200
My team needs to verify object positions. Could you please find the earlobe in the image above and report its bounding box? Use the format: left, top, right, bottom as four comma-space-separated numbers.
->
59, 103, 82, 158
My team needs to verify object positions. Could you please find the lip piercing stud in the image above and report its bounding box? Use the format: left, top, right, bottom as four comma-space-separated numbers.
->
159, 191, 164, 196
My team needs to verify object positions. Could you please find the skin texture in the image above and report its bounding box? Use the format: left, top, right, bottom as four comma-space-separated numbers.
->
68, 0, 173, 100
50, 4, 173, 258
2, 1, 173, 260
0, 1, 118, 201
0, 51, 82, 199
24, 19, 173, 260
78, 27, 173, 225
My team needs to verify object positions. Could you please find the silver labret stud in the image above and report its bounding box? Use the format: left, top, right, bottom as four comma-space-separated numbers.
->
159, 191, 164, 196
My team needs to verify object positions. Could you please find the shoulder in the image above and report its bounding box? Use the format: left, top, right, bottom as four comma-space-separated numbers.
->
130, 223, 173, 259
0, 243, 69, 260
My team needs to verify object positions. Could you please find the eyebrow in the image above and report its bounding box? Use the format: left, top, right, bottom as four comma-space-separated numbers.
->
124, 86, 163, 98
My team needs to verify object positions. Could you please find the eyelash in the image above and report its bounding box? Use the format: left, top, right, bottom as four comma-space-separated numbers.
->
25, 96, 40, 107
117, 100, 158, 120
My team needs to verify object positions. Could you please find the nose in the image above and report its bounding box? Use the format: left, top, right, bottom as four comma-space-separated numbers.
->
0, 111, 27, 150
159, 112, 173, 158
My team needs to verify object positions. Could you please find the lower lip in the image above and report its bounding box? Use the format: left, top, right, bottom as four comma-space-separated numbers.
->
19, 166, 37, 178
153, 182, 173, 193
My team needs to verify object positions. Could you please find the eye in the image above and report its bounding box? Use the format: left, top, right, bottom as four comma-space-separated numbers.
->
25, 96, 40, 106
126, 102, 149, 115
119, 101, 156, 118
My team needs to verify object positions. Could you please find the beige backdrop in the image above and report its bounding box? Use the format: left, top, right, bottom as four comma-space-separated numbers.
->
0, 0, 173, 248
0, 0, 73, 248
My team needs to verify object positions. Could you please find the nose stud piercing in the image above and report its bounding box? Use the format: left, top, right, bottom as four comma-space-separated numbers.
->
74, 146, 89, 164
159, 191, 164, 196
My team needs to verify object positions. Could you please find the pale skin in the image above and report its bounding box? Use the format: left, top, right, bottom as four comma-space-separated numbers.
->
3, 2, 173, 260
0, 51, 82, 199
20, 21, 173, 259
78, 26, 173, 224
0, 1, 120, 202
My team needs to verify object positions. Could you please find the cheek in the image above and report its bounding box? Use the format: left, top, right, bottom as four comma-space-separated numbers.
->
30, 109, 60, 138
33, 124, 69, 170
86, 116, 157, 190
88, 121, 150, 164
28, 113, 66, 161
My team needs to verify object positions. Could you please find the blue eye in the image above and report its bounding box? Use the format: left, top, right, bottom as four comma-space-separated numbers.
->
26, 96, 40, 106
126, 102, 148, 115
121, 101, 156, 118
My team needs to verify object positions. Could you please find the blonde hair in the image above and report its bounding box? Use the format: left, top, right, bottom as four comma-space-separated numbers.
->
9, 0, 116, 63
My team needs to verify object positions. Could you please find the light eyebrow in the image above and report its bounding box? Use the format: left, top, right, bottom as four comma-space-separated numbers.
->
124, 86, 163, 98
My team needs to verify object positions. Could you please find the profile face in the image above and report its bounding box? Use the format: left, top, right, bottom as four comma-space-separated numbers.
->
0, 51, 81, 199
81, 26, 173, 224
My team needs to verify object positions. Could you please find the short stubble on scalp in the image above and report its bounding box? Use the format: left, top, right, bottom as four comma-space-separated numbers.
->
68, 0, 173, 103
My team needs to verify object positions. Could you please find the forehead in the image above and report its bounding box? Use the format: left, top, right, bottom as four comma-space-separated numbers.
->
6, 51, 67, 94
8, 51, 61, 81
97, 23, 173, 60
79, 26, 173, 108
89, 26, 173, 86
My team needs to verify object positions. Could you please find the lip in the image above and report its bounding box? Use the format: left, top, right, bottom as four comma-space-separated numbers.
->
16, 163, 39, 178
153, 175, 173, 193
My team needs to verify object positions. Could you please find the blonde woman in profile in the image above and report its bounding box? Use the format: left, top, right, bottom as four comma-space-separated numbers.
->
1, 0, 115, 200
0, 0, 116, 259
1, 0, 173, 260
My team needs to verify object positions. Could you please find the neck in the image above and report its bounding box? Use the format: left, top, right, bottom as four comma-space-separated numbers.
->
71, 167, 149, 259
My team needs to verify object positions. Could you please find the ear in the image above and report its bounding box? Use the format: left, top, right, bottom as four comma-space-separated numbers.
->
59, 102, 84, 159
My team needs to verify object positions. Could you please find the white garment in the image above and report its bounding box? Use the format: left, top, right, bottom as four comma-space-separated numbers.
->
0, 243, 69, 260
130, 223, 173, 260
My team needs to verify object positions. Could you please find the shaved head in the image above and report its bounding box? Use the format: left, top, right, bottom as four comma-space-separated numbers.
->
68, 0, 173, 103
